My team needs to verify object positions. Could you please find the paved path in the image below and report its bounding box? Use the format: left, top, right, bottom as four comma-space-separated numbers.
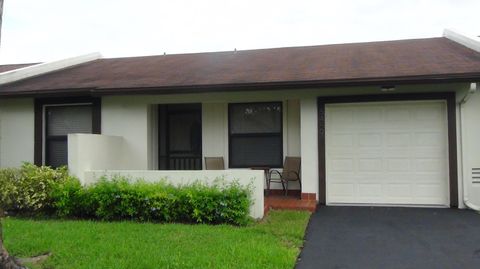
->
296, 206, 480, 269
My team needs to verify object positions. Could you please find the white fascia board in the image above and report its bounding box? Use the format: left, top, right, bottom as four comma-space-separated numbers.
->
0, 52, 102, 85
443, 28, 480, 53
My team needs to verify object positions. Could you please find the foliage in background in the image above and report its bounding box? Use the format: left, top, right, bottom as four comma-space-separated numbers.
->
52, 176, 252, 225
0, 163, 73, 213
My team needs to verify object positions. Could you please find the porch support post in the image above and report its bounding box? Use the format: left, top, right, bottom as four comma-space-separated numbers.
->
300, 98, 319, 201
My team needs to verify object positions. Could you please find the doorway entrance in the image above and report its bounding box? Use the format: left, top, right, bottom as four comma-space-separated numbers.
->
158, 104, 202, 170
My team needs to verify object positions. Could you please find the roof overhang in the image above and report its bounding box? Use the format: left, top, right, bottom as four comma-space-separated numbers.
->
0, 73, 478, 98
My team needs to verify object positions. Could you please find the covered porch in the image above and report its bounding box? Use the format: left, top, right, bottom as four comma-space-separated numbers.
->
68, 93, 321, 218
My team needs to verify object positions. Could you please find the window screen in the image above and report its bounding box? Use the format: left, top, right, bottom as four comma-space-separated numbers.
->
47, 106, 92, 135
45, 104, 93, 168
229, 102, 283, 168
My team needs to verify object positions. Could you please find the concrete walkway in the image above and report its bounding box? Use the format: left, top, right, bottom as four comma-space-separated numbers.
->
296, 206, 480, 269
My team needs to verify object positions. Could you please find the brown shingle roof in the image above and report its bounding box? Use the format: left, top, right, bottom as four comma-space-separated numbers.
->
0, 63, 38, 73
1, 37, 480, 97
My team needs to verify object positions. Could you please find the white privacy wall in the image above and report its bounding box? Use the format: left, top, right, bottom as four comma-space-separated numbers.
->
83, 169, 265, 219
68, 134, 125, 180
0, 98, 34, 167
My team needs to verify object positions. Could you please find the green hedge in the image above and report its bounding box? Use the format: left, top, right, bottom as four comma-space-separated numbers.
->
52, 177, 252, 225
0, 164, 253, 225
0, 163, 74, 213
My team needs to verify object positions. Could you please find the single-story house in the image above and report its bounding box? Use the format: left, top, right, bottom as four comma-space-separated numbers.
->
1, 29, 480, 218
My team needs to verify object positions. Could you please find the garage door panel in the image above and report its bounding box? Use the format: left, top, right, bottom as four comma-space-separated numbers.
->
332, 133, 354, 147
413, 183, 446, 196
411, 148, 447, 158
383, 148, 412, 158
386, 132, 411, 146
358, 184, 383, 197
386, 158, 412, 172
413, 104, 443, 121
357, 151, 385, 159
414, 158, 445, 172
415, 132, 444, 146
358, 133, 382, 147
330, 109, 354, 126
330, 158, 354, 172
329, 183, 356, 198
384, 184, 412, 198
414, 173, 446, 182
358, 158, 382, 172
386, 108, 410, 123
384, 174, 415, 183
326, 101, 449, 206
355, 107, 383, 123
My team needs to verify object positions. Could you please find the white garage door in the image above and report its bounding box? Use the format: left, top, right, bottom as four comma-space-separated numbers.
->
325, 100, 449, 206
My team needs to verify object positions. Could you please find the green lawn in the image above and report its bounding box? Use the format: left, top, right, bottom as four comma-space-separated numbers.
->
2, 210, 311, 269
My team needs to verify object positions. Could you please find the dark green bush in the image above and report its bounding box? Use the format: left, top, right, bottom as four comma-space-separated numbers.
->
50, 177, 88, 217
0, 164, 253, 225
52, 177, 252, 225
0, 163, 75, 213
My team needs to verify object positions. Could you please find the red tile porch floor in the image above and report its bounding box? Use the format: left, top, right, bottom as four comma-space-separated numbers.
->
264, 190, 317, 214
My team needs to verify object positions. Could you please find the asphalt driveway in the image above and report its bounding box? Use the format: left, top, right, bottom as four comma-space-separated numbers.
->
296, 206, 480, 269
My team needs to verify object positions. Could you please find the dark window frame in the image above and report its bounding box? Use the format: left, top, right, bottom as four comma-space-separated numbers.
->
228, 101, 283, 168
34, 97, 101, 166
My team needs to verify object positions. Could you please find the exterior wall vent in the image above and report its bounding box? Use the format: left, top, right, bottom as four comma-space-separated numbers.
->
473, 168, 480, 183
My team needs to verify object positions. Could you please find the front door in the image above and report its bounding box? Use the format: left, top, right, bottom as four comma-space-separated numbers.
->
158, 104, 202, 170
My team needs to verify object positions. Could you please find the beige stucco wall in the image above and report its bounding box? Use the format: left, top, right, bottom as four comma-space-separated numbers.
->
0, 98, 34, 167
101, 83, 467, 195
101, 99, 150, 170
460, 90, 480, 209
202, 103, 228, 165
0, 82, 474, 204
300, 98, 319, 195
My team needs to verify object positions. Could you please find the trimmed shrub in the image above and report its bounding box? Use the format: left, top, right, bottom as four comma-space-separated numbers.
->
0, 164, 253, 225
53, 176, 252, 225
50, 177, 87, 217
0, 163, 75, 213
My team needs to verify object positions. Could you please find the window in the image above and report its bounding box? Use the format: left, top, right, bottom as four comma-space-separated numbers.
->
228, 102, 283, 168
44, 104, 93, 168
34, 97, 100, 168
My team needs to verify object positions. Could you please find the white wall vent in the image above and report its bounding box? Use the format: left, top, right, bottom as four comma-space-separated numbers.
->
473, 168, 480, 183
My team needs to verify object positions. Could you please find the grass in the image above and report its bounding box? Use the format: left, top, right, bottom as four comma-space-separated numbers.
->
2, 210, 311, 269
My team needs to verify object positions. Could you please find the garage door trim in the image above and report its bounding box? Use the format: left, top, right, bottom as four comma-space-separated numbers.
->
317, 92, 458, 207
